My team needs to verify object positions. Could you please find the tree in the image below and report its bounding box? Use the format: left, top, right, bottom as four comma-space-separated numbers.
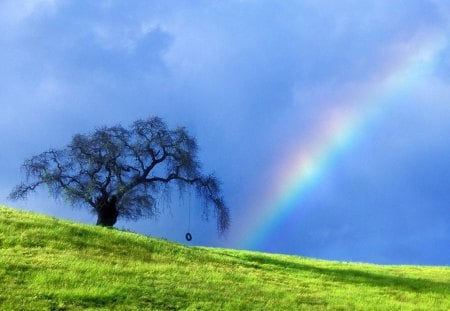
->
9, 117, 229, 234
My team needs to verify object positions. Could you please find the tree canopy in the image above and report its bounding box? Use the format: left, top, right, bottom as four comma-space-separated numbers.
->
10, 117, 229, 234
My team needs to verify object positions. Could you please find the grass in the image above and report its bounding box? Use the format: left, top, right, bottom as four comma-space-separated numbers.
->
0, 205, 449, 310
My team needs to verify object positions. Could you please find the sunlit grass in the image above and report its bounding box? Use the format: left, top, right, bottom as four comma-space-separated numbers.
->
0, 205, 449, 310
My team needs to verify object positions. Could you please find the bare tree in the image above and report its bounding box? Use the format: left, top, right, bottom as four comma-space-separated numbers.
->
10, 117, 229, 234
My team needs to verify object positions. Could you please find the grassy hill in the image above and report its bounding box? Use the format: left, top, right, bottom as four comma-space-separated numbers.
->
0, 205, 449, 310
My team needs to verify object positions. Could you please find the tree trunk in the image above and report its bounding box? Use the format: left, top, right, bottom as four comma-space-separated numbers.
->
95, 195, 118, 227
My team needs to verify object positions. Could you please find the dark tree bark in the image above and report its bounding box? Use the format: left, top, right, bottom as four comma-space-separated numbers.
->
95, 195, 119, 227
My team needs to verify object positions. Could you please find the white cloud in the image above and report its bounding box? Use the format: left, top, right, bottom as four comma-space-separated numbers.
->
0, 0, 58, 29
430, 0, 450, 25
35, 76, 65, 104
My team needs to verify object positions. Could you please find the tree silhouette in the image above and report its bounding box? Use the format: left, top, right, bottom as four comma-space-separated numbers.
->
10, 117, 229, 234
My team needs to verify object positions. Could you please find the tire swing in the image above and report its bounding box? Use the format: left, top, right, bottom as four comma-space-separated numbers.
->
185, 232, 192, 242
185, 191, 193, 242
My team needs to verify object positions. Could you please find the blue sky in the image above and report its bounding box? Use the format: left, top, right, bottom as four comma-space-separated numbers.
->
1, 0, 450, 265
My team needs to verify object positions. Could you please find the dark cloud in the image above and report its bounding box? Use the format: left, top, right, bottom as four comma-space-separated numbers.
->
1, 0, 449, 264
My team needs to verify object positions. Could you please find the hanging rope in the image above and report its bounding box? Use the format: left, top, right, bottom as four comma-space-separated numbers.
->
188, 189, 191, 231
185, 189, 192, 242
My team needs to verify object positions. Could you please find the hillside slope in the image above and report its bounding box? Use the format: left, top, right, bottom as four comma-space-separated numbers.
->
0, 205, 449, 310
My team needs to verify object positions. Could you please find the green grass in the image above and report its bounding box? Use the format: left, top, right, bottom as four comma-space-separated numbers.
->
0, 205, 449, 310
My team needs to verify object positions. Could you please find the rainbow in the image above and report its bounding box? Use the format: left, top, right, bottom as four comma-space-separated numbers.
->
236, 32, 447, 250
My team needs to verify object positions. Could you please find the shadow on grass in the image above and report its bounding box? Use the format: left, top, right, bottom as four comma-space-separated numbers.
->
229, 253, 449, 294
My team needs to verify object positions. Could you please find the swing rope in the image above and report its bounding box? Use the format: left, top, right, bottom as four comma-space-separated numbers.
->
185, 189, 192, 242
188, 198, 191, 231
188, 189, 191, 231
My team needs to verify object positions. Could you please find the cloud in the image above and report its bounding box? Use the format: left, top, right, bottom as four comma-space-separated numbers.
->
285, 76, 450, 264
1, 0, 449, 263
0, 0, 57, 30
